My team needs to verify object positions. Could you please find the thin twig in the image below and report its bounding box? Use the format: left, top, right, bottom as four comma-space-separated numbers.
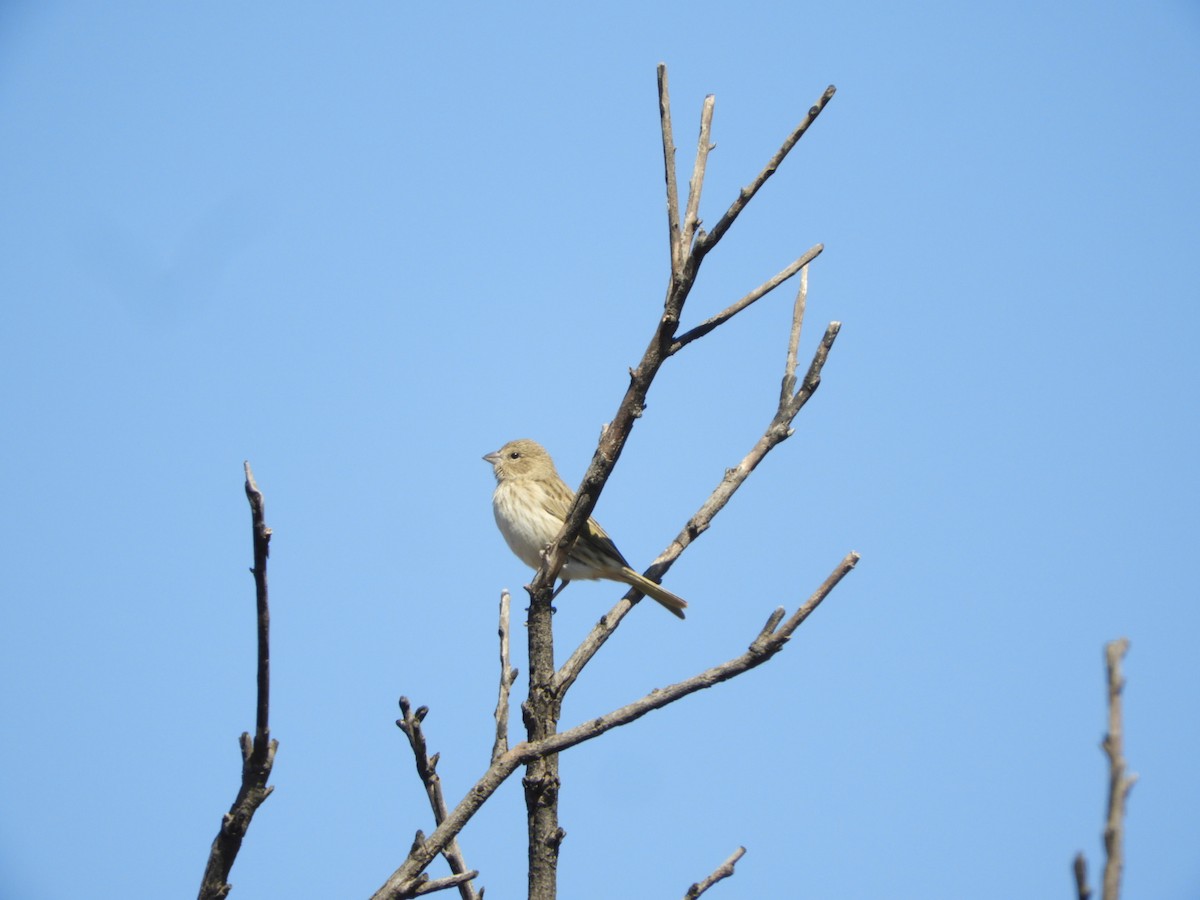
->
694, 85, 836, 262
670, 245, 823, 354
396, 700, 481, 900
685, 846, 746, 899
681, 95, 716, 255
491, 591, 517, 763
197, 462, 278, 900
556, 319, 843, 695
1101, 638, 1135, 900
658, 63, 683, 277
371, 554, 858, 900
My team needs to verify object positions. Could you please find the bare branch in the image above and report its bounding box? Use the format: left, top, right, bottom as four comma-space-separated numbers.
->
685, 846, 746, 899
528, 76, 835, 631
1101, 638, 1136, 900
694, 85, 836, 261
670, 245, 823, 354
396, 699, 481, 900
491, 590, 517, 764
197, 462, 278, 900
658, 63, 683, 277
541, 552, 858, 757
556, 318, 843, 695
681, 95, 716, 256
371, 554, 858, 900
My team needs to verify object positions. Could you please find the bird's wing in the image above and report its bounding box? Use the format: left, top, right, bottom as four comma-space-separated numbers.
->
581, 516, 631, 569
536, 481, 630, 569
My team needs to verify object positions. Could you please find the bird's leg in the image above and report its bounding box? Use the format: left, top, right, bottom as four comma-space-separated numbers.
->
550, 578, 570, 601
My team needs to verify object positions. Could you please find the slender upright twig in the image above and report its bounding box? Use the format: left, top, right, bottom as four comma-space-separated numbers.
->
492, 590, 518, 763
1101, 639, 1135, 900
781, 266, 808, 404
1072, 638, 1136, 900
197, 462, 278, 900
658, 63, 683, 277
681, 95, 716, 255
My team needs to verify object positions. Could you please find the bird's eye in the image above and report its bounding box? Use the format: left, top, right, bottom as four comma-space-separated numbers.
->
509, 451, 520, 459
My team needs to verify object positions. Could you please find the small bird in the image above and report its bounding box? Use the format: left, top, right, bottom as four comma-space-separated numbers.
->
483, 439, 687, 619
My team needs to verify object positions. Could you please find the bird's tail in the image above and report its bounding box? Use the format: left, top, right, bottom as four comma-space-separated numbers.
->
619, 567, 688, 619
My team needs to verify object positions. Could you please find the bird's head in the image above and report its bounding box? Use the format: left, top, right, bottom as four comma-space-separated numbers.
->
483, 438, 556, 482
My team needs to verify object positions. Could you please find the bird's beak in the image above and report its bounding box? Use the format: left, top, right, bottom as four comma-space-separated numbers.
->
483, 451, 501, 465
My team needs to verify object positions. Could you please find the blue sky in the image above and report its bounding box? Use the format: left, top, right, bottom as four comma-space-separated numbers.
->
1, 2, 1197, 898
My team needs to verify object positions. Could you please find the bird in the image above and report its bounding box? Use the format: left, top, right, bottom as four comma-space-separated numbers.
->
483, 439, 687, 619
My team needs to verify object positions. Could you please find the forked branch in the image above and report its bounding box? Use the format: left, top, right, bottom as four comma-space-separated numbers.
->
528, 74, 837, 606
371, 552, 858, 900
557, 271, 840, 695
693, 84, 837, 262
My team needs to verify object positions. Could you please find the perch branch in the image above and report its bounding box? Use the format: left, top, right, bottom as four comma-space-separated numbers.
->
396, 699, 481, 900
491, 590, 517, 763
685, 846, 746, 899
197, 462, 278, 900
371, 553, 857, 900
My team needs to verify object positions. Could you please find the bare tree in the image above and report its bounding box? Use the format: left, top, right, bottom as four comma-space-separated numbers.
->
371, 65, 855, 900
196, 65, 856, 899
